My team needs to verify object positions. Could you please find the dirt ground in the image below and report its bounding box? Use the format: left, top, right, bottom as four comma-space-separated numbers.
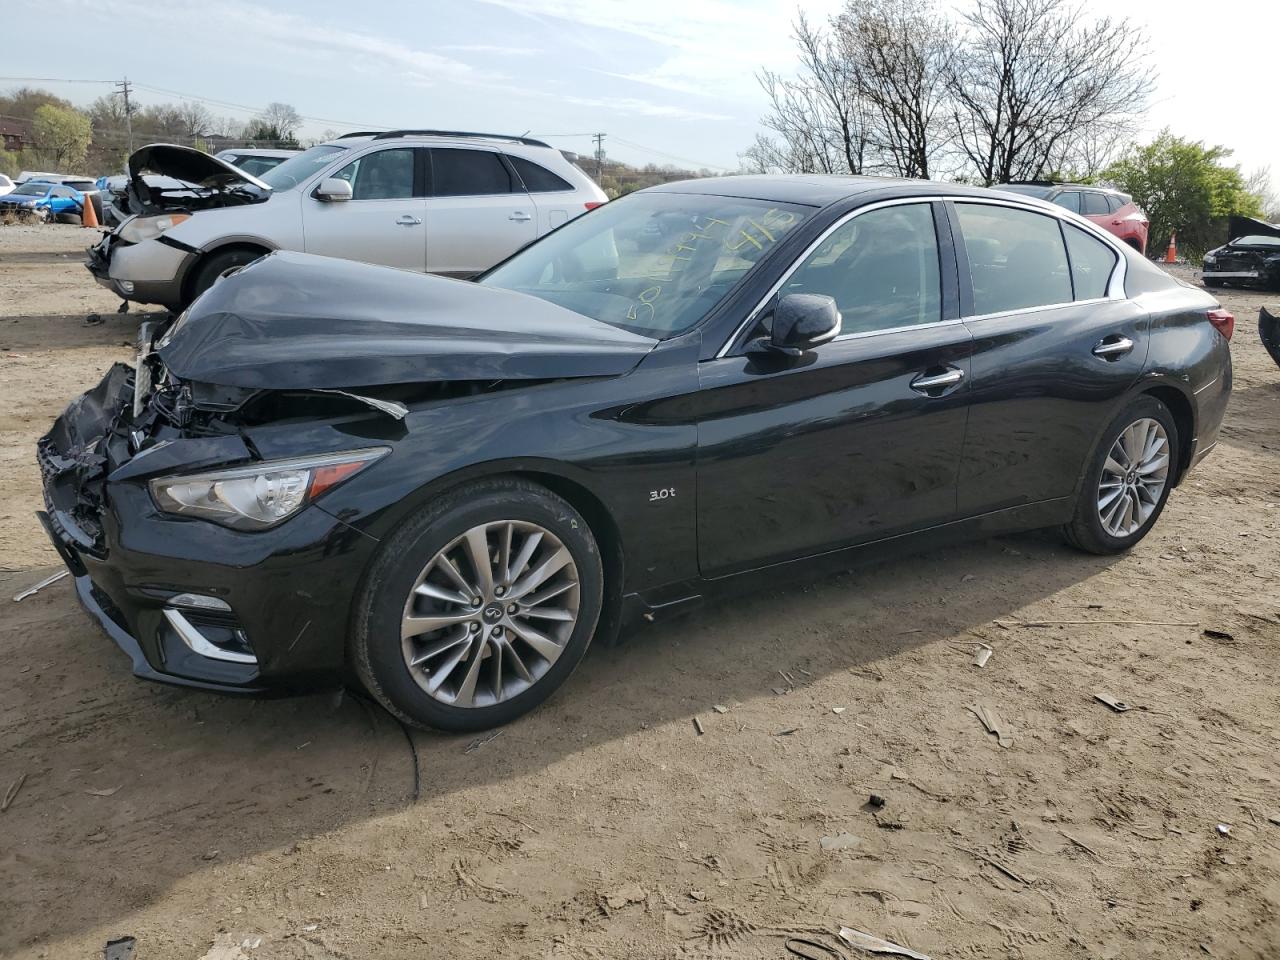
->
1, 225, 1278, 960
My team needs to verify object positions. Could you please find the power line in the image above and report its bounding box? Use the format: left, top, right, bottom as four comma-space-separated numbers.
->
610, 136, 728, 172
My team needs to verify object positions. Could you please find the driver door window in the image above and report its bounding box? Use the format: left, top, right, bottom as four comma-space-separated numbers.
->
331, 148, 416, 199
781, 203, 942, 336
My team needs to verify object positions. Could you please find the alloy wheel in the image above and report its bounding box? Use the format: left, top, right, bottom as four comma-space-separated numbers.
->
1096, 417, 1170, 538
400, 520, 580, 708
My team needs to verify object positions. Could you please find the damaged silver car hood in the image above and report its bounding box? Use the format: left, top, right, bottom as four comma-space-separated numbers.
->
156, 251, 657, 390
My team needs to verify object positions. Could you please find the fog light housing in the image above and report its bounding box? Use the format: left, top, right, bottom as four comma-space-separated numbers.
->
118, 280, 135, 294
162, 595, 256, 664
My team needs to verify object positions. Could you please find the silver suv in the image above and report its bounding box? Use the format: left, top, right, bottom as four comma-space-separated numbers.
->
87, 130, 608, 311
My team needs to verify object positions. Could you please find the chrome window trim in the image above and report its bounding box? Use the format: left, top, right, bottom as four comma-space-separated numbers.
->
714, 193, 1129, 358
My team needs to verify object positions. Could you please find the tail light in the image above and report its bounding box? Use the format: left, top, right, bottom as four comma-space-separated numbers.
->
584, 201, 604, 210
1207, 308, 1234, 341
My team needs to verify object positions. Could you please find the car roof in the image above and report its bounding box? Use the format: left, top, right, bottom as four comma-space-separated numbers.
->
644, 174, 1050, 208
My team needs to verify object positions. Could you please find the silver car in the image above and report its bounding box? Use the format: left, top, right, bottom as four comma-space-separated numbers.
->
87, 130, 608, 310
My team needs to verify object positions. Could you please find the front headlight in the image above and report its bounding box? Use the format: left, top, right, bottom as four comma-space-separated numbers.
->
1203, 254, 1216, 264
150, 447, 388, 530
118, 213, 191, 244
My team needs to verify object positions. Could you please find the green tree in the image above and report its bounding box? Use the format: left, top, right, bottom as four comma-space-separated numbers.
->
0, 149, 19, 179
30, 104, 93, 170
1104, 130, 1262, 258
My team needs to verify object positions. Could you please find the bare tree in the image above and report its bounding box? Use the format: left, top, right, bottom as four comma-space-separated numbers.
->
258, 102, 302, 140
742, 12, 869, 175
1245, 166, 1280, 222
177, 101, 214, 140
947, 0, 1153, 185
836, 0, 953, 179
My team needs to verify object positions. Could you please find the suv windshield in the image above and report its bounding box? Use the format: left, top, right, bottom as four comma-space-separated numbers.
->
260, 145, 347, 191
480, 192, 813, 338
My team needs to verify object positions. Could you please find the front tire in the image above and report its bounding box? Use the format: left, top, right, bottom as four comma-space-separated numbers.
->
1063, 396, 1179, 555
186, 247, 266, 307
352, 478, 604, 732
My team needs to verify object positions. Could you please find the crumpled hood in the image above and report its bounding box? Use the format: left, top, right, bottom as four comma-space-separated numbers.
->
157, 251, 657, 390
126, 143, 270, 212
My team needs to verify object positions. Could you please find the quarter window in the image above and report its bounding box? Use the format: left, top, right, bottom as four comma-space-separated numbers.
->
1064, 224, 1117, 300
330, 148, 416, 200
956, 203, 1072, 314
509, 156, 572, 193
1082, 192, 1110, 216
782, 203, 941, 335
431, 149, 513, 196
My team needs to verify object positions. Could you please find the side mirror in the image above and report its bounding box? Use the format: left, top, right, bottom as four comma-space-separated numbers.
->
754, 293, 841, 357
314, 177, 353, 202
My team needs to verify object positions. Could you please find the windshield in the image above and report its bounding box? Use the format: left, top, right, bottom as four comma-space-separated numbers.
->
259, 145, 347, 191
481, 192, 813, 338
1233, 235, 1280, 248
12, 183, 50, 196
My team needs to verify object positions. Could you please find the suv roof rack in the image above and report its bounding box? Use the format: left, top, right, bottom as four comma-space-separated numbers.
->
336, 129, 551, 148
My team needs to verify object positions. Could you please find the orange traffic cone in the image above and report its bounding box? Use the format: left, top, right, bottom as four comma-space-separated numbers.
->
81, 194, 99, 229
1164, 231, 1176, 264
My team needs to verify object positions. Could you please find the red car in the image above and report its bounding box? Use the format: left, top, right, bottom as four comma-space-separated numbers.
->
995, 182, 1149, 255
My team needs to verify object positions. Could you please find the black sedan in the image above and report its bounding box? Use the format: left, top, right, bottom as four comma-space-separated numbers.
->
38, 176, 1233, 731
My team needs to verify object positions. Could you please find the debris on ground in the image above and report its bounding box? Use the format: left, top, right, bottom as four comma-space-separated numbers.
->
2, 772, 27, 812
838, 926, 932, 958
1094, 693, 1131, 713
84, 313, 104, 326
969, 703, 1013, 747
832, 706, 847, 714
692, 717, 705, 736
868, 793, 886, 808
12, 569, 68, 601
786, 936, 845, 960
103, 936, 136, 960
463, 730, 502, 754
773, 726, 801, 737
86, 785, 121, 797
1216, 823, 1232, 837
603, 883, 646, 910
1202, 629, 1235, 642
973, 645, 993, 668
712, 704, 729, 714
820, 832, 862, 851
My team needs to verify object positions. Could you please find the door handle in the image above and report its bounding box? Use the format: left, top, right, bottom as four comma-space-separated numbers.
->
396, 215, 422, 226
509, 211, 532, 222
1092, 335, 1134, 360
910, 367, 964, 394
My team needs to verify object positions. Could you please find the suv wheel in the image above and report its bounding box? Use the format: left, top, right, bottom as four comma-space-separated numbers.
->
1063, 396, 1178, 555
187, 248, 266, 306
352, 478, 604, 731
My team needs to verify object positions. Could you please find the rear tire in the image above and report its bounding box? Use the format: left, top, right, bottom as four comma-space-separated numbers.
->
1063, 396, 1179, 555
187, 247, 267, 307
351, 478, 604, 732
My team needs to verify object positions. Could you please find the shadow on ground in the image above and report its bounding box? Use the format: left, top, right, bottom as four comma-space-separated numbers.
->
0, 528, 1113, 948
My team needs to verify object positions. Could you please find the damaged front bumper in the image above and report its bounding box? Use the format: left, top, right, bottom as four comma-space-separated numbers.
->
37, 361, 378, 695
85, 229, 196, 309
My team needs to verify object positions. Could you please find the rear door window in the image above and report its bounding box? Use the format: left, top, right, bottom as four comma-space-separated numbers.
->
1081, 192, 1110, 216
1064, 224, 1118, 300
430, 149, 516, 196
509, 156, 572, 193
955, 203, 1072, 314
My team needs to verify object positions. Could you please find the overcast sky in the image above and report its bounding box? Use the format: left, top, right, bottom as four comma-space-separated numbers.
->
5, 0, 1277, 182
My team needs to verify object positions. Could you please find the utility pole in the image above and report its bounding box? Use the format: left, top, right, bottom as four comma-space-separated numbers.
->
115, 76, 134, 154
592, 132, 606, 181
